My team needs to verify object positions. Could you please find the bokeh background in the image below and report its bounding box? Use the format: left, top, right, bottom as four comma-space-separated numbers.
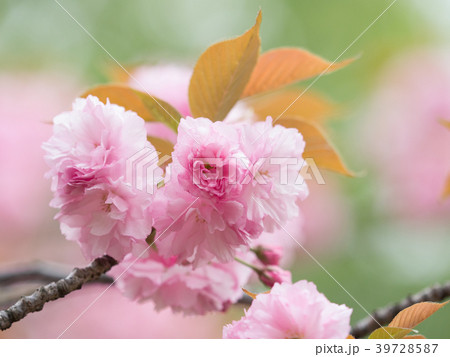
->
1, 0, 449, 338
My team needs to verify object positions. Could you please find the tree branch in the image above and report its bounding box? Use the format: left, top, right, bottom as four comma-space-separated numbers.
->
0, 262, 114, 287
0, 255, 117, 331
351, 281, 450, 338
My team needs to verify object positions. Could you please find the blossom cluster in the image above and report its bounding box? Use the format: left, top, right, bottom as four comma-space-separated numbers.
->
42, 65, 354, 339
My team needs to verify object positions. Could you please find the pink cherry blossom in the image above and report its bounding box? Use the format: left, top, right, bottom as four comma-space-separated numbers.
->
152, 117, 262, 266
223, 280, 352, 339
112, 251, 254, 315
153, 116, 309, 266
172, 117, 247, 200
239, 117, 309, 232
43, 95, 161, 261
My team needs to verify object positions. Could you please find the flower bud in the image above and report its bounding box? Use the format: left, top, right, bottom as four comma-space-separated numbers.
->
258, 266, 292, 288
253, 245, 283, 266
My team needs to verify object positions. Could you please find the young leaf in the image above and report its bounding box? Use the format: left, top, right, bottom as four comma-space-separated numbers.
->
81, 84, 181, 132
368, 327, 413, 339
277, 117, 354, 176
189, 11, 262, 121
244, 88, 335, 123
241, 48, 354, 98
388, 302, 449, 329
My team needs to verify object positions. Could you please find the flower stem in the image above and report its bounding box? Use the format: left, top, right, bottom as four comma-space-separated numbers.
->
234, 257, 262, 273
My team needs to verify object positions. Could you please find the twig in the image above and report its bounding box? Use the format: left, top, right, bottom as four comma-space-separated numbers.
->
351, 281, 450, 338
0, 255, 117, 331
0, 263, 114, 287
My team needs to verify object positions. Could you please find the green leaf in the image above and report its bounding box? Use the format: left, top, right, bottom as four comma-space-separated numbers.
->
368, 327, 413, 339
188, 11, 261, 121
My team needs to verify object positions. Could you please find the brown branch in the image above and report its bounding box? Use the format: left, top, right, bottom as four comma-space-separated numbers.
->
351, 281, 450, 338
0, 255, 117, 331
0, 263, 114, 287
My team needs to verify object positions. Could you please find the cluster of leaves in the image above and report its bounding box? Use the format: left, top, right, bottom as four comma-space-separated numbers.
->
367, 301, 448, 339
82, 11, 353, 176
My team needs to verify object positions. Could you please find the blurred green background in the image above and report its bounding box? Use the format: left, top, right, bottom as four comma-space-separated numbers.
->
1, 0, 449, 338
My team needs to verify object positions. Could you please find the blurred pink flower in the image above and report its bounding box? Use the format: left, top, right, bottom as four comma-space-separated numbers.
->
0, 74, 76, 229
130, 64, 192, 117
0, 72, 82, 263
43, 96, 161, 261
363, 50, 450, 218
129, 64, 191, 144
223, 280, 352, 339
112, 250, 253, 315
302, 180, 352, 254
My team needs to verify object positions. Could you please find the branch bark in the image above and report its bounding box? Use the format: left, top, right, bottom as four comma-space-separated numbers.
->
351, 281, 450, 338
0, 255, 117, 331
0, 263, 114, 287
